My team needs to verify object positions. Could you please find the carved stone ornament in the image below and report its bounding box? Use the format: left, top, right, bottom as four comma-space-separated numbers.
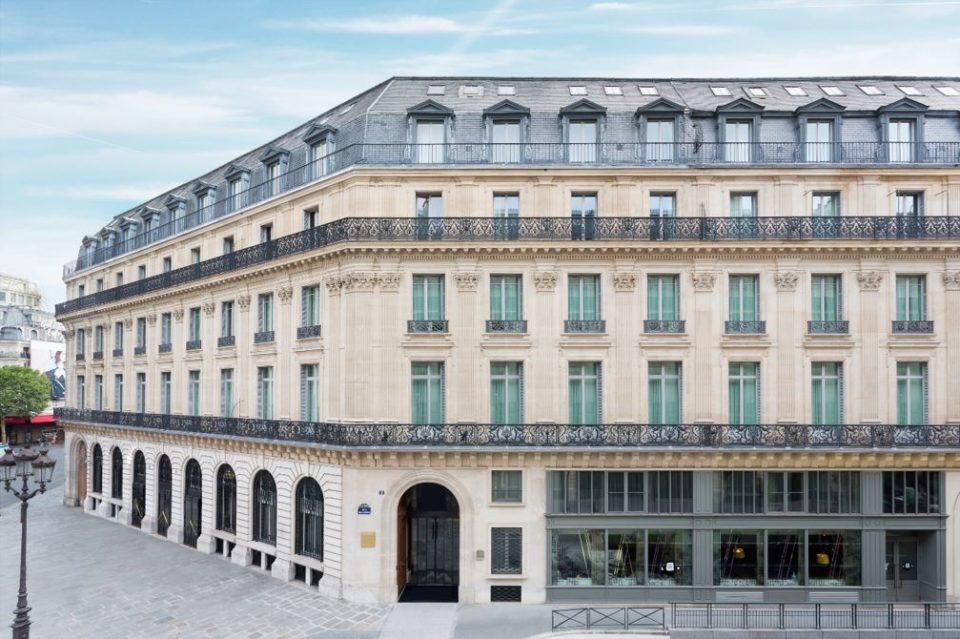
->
146, 314, 157, 326
857, 271, 884, 291
773, 271, 799, 291
691, 272, 716, 291
942, 271, 960, 290
454, 272, 479, 292
202, 301, 216, 317
64, 328, 76, 339
325, 277, 343, 294
236, 295, 251, 311
123, 317, 133, 329
172, 308, 184, 321
345, 272, 377, 291
377, 272, 401, 291
533, 271, 557, 291
277, 284, 294, 303
612, 272, 637, 291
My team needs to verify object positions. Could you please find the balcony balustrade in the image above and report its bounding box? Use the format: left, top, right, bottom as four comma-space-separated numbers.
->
725, 320, 766, 334
565, 319, 606, 333
407, 320, 449, 334
158, 343, 172, 354
217, 335, 236, 348
134, 345, 146, 356
58, 215, 960, 317
92, 351, 103, 361
63, 138, 960, 278
808, 320, 850, 334
76, 352, 85, 362
254, 331, 275, 344
297, 325, 323, 339
112, 348, 123, 358
55, 408, 960, 450
892, 320, 935, 334
486, 319, 528, 333
644, 319, 686, 334
186, 339, 202, 351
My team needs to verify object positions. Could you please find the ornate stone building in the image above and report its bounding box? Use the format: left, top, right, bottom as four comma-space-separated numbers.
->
55, 77, 960, 605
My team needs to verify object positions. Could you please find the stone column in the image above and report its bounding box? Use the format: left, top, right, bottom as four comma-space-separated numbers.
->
343, 273, 377, 420
325, 278, 343, 419
691, 271, 720, 422
235, 295, 252, 417
611, 270, 638, 422
377, 272, 402, 420
276, 283, 294, 419
201, 301, 216, 416
196, 465, 217, 555
141, 451, 158, 534
774, 270, 801, 423
856, 271, 885, 423
532, 269, 559, 421
145, 314, 158, 413
171, 307, 184, 413
453, 270, 480, 422
944, 272, 960, 423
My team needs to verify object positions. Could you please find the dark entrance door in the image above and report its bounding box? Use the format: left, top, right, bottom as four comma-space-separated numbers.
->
132, 452, 146, 528
183, 460, 202, 548
76, 441, 87, 505
886, 534, 920, 601
398, 483, 459, 602
157, 455, 172, 537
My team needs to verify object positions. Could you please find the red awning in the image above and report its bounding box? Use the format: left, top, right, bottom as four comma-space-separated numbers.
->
3, 415, 56, 425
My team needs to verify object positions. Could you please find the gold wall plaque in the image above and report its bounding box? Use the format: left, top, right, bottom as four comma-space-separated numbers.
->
360, 531, 376, 548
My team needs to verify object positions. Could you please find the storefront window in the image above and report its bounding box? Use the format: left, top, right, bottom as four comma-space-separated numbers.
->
808, 471, 860, 514
648, 471, 693, 513
883, 471, 941, 514
767, 472, 805, 512
551, 529, 605, 586
608, 531, 644, 586
767, 532, 803, 586
548, 471, 605, 514
647, 530, 692, 586
607, 472, 644, 512
808, 530, 860, 586
713, 471, 764, 513
715, 530, 763, 586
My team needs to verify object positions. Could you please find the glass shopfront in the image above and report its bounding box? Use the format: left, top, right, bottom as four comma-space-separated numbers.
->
551, 528, 692, 587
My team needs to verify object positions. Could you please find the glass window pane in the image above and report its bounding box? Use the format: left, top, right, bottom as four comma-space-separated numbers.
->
647, 530, 692, 585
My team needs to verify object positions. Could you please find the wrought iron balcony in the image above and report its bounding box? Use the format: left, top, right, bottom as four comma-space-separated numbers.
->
892, 320, 934, 334
486, 319, 527, 333
158, 343, 172, 354
57, 215, 960, 318
186, 339, 202, 351
134, 345, 146, 356
565, 319, 606, 333
217, 335, 236, 347
254, 330, 275, 343
725, 320, 766, 334
297, 325, 322, 339
92, 351, 103, 360
54, 408, 960, 450
644, 319, 686, 334
808, 320, 850, 334
407, 319, 449, 333
76, 352, 85, 362
112, 348, 123, 358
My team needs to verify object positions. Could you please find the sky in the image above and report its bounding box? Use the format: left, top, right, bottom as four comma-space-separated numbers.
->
1, 0, 959, 308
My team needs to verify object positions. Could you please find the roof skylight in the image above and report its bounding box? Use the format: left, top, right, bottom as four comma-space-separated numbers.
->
897, 86, 922, 96
569, 86, 588, 96
497, 85, 516, 96
710, 87, 732, 96
820, 85, 844, 96
934, 86, 959, 96
426, 85, 445, 96
784, 86, 807, 96
339, 103, 355, 115
745, 87, 770, 98
638, 86, 659, 96
603, 86, 623, 96
461, 85, 483, 97
858, 85, 883, 95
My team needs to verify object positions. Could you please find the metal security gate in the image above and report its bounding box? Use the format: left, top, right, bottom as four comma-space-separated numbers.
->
132, 452, 146, 528
408, 515, 459, 586
157, 455, 172, 537
183, 460, 202, 548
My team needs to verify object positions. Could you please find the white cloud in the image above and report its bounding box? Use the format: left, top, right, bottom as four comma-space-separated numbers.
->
627, 24, 743, 35
269, 15, 470, 34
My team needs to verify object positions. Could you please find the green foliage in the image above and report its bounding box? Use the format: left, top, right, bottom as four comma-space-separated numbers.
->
0, 366, 50, 418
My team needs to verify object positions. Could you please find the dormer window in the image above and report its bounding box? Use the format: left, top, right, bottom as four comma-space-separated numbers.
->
636, 97, 683, 163
484, 99, 530, 163
561, 99, 607, 164
879, 98, 927, 164
260, 147, 289, 197
717, 98, 763, 162
223, 166, 250, 212
407, 100, 453, 164
303, 124, 337, 179
229, 177, 243, 210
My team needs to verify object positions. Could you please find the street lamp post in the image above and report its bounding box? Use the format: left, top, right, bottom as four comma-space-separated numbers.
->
0, 445, 56, 639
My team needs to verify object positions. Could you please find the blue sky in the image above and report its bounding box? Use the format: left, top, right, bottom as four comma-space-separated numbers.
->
1, 0, 958, 306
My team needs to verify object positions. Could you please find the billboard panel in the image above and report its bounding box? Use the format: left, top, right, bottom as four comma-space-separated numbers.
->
29, 340, 66, 400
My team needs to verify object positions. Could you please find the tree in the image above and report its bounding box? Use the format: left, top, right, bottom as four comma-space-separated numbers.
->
0, 366, 51, 443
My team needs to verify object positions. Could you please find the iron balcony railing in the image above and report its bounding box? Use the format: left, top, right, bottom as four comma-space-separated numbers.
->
565, 319, 606, 333
644, 319, 686, 333
111, 348, 123, 358
76, 352, 85, 361
296, 325, 322, 339
892, 320, 935, 333
158, 343, 172, 354
217, 335, 235, 348
53, 409, 960, 449
725, 320, 766, 334
486, 319, 527, 333
808, 320, 850, 334
185, 339, 202, 351
407, 319, 449, 333
92, 351, 103, 360
134, 345, 146, 356
64, 139, 960, 276
58, 215, 960, 317
253, 330, 275, 343
671, 603, 960, 631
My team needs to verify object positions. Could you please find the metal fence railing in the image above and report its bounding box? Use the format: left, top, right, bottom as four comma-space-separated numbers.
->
552, 607, 665, 631
671, 603, 960, 630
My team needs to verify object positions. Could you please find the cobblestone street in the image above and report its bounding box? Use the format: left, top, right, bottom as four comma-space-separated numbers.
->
0, 485, 388, 639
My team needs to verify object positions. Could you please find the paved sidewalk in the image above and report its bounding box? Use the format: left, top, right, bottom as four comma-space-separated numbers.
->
0, 485, 388, 639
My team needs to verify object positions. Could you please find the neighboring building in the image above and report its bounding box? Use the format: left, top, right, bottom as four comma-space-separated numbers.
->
54, 77, 960, 606
1, 273, 65, 443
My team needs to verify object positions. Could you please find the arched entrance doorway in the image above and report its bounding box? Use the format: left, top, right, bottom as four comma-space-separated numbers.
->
183, 459, 202, 548
75, 441, 87, 505
397, 483, 459, 602
157, 455, 172, 537
132, 451, 146, 528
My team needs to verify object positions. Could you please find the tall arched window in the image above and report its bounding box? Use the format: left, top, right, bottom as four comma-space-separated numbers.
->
157, 455, 172, 537
111, 447, 123, 499
183, 459, 202, 548
132, 451, 146, 528
92, 444, 103, 494
216, 464, 237, 533
252, 470, 277, 545
295, 478, 324, 560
